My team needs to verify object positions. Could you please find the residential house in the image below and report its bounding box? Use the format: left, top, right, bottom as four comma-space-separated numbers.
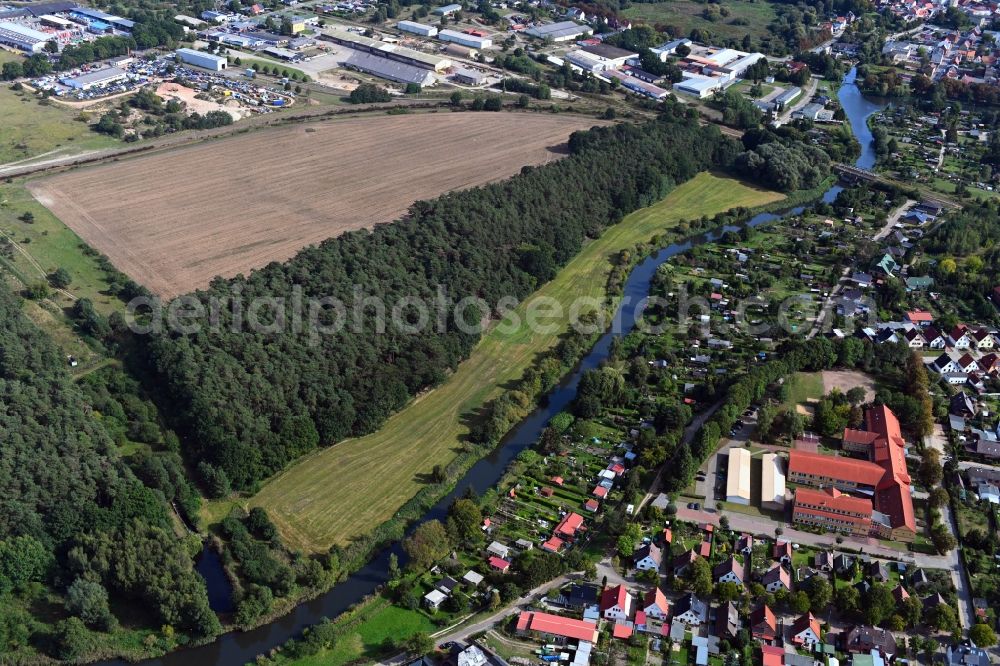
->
672, 593, 708, 625
934, 353, 962, 374
773, 541, 793, 564
424, 589, 447, 609
910, 568, 930, 589
462, 570, 484, 588
891, 584, 910, 604
924, 326, 947, 349
950, 325, 974, 349
834, 553, 855, 575
567, 583, 600, 610
516, 611, 599, 644
790, 612, 822, 647
488, 556, 510, 573
436, 576, 459, 594
814, 551, 834, 572
737, 534, 754, 555
673, 549, 699, 577
973, 328, 995, 350
600, 584, 634, 622
761, 645, 785, 666
905, 310, 934, 327
947, 642, 992, 666
867, 560, 890, 582
951, 391, 977, 417
633, 543, 662, 571
643, 587, 670, 620
750, 604, 778, 641
715, 601, 741, 641
762, 563, 792, 593
841, 625, 898, 657
713, 557, 745, 585
487, 541, 511, 560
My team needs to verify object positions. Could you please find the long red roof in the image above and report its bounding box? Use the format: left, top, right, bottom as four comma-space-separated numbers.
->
867, 404, 916, 532
787, 450, 884, 486
795, 486, 873, 516
517, 611, 598, 642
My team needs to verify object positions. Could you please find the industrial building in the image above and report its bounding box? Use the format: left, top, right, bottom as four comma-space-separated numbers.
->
433, 3, 462, 15
773, 86, 802, 110
396, 20, 437, 37
580, 43, 638, 68
565, 49, 608, 73
651, 38, 691, 61
452, 68, 486, 85
444, 43, 476, 59
343, 50, 435, 87
726, 447, 752, 505
438, 29, 491, 49
175, 47, 228, 71
606, 70, 667, 100
60, 66, 128, 90
523, 20, 592, 42
760, 453, 786, 510
320, 30, 451, 71
39, 14, 75, 29
672, 73, 723, 98
70, 7, 133, 32
262, 46, 301, 61
0, 21, 51, 52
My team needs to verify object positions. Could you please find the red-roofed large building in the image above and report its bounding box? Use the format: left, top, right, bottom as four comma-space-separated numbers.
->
793, 487, 873, 536
516, 611, 599, 643
791, 405, 915, 542
787, 450, 884, 490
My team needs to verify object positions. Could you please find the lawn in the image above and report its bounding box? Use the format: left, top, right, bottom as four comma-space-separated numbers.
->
780, 371, 824, 412
0, 84, 116, 166
284, 599, 436, 666
623, 0, 778, 48
0, 180, 124, 372
241, 172, 785, 553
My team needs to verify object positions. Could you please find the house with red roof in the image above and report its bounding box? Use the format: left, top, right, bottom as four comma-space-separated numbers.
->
516, 611, 598, 643
551, 476, 564, 486
790, 613, 822, 647
592, 486, 608, 499
643, 587, 670, 620
583, 499, 599, 512
612, 623, 633, 640
600, 584, 634, 622
905, 309, 933, 326
761, 645, 784, 666
541, 537, 564, 553
488, 556, 510, 573
751, 604, 778, 641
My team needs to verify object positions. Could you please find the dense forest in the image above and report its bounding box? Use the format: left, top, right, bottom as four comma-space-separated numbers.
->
0, 286, 218, 659
144, 111, 744, 494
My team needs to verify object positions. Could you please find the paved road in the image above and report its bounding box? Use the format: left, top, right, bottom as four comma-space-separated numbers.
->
807, 266, 851, 339
774, 77, 819, 126
873, 199, 917, 241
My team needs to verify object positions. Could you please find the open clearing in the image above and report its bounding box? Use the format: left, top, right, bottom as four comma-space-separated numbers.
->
822, 369, 876, 402
244, 172, 784, 553
0, 83, 116, 167
29, 113, 601, 299
623, 0, 778, 47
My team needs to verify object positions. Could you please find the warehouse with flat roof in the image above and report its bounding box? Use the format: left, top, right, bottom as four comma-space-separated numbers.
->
320, 29, 450, 71
438, 29, 491, 49
672, 73, 722, 98
396, 20, 437, 37
433, 3, 461, 15
523, 20, 592, 42
175, 47, 227, 71
726, 447, 752, 505
0, 21, 51, 52
60, 66, 128, 90
343, 50, 435, 86
760, 453, 786, 510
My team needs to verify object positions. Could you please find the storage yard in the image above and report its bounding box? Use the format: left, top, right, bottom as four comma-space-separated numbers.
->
28, 113, 600, 298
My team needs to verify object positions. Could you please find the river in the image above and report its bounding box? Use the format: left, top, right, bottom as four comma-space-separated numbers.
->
106, 66, 887, 666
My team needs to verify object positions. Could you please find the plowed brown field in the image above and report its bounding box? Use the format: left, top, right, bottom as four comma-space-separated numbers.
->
29, 113, 601, 298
